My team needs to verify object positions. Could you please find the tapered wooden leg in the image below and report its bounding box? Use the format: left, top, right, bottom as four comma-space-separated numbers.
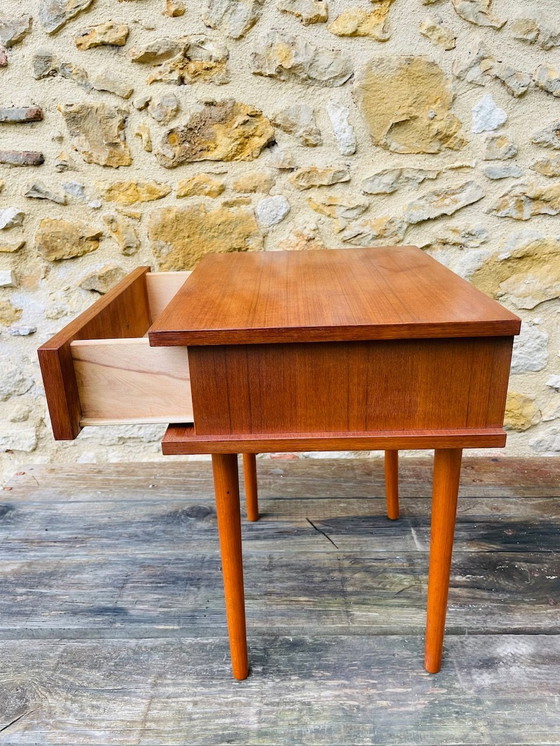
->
212, 453, 249, 680
425, 448, 462, 674
242, 453, 259, 522
384, 450, 399, 520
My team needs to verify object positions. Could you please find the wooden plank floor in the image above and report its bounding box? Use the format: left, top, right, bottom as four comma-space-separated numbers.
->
0, 457, 559, 745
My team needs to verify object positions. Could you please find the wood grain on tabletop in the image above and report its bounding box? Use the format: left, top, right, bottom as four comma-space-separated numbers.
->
148, 246, 521, 347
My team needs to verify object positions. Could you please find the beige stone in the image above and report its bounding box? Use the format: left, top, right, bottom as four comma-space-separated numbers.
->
148, 204, 263, 270
493, 64, 531, 98
134, 122, 153, 152
36, 218, 102, 261
420, 223, 489, 250
328, 2, 395, 42
156, 100, 275, 168
307, 195, 368, 221
404, 181, 485, 224
80, 265, 127, 293
0, 240, 25, 253
511, 17, 560, 51
419, 16, 456, 50
91, 70, 134, 99
341, 216, 408, 245
452, 41, 494, 86
148, 93, 179, 124
277, 0, 328, 25
289, 166, 350, 190
148, 37, 230, 86
0, 15, 32, 47
176, 174, 225, 198
128, 37, 183, 63
532, 121, 560, 150
471, 236, 560, 306
272, 105, 322, 147
251, 31, 353, 87
39, 0, 94, 34
0, 300, 22, 326
74, 22, 129, 50
103, 213, 140, 255
354, 56, 466, 154
164, 0, 185, 16
203, 0, 263, 39
504, 393, 541, 431
451, 0, 504, 29
534, 64, 560, 98
58, 103, 132, 168
489, 183, 560, 220
101, 181, 171, 205
484, 134, 517, 160
531, 156, 560, 178
277, 224, 326, 251
361, 167, 440, 195
232, 170, 275, 194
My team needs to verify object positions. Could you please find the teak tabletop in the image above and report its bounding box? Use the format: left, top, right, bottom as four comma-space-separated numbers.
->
148, 246, 520, 347
148, 246, 521, 681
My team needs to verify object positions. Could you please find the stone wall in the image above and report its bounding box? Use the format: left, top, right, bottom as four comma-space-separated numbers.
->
1, 0, 559, 482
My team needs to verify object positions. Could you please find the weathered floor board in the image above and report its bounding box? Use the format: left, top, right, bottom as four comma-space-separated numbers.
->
1, 458, 559, 745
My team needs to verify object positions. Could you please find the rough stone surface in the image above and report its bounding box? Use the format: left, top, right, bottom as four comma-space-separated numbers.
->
0, 15, 32, 47
289, 166, 351, 190
75, 22, 129, 49
530, 428, 560, 453
472, 235, 560, 310
0, 151, 45, 166
307, 196, 368, 221
484, 134, 517, 160
39, 0, 95, 34
59, 103, 132, 168
134, 122, 152, 152
0, 208, 25, 230
164, 0, 186, 16
0, 427, 38, 453
328, 3, 395, 42
91, 70, 134, 99
531, 155, 560, 178
203, 0, 263, 39
25, 181, 67, 204
505, 393, 541, 432
176, 173, 225, 198
419, 16, 456, 49
0, 240, 25, 253
452, 41, 494, 85
277, 223, 325, 251
326, 101, 356, 156
493, 64, 532, 97
511, 17, 560, 51
273, 105, 322, 147
547, 376, 560, 392
251, 31, 353, 87
489, 184, 560, 220
130, 36, 230, 86
341, 216, 408, 245
361, 167, 439, 195
232, 170, 275, 194
101, 181, 171, 205
354, 56, 466, 154
0, 270, 16, 288
534, 64, 560, 98
0, 107, 43, 124
511, 323, 549, 374
0, 300, 22, 326
471, 94, 507, 133
36, 218, 102, 261
531, 121, 560, 150
0, 361, 33, 401
148, 94, 179, 124
451, 0, 504, 29
149, 204, 263, 270
404, 181, 485, 224
277, 0, 328, 25
103, 214, 140, 255
483, 164, 524, 180
156, 100, 274, 167
255, 195, 291, 228
0, 47, 7, 67
80, 265, 127, 293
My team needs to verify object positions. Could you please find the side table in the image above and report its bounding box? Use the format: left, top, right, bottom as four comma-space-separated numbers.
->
149, 246, 521, 680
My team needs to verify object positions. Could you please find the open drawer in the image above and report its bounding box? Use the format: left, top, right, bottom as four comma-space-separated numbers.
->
38, 268, 193, 440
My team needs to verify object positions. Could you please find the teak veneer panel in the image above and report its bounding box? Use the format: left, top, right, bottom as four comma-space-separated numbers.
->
148, 246, 521, 347
187, 337, 513, 436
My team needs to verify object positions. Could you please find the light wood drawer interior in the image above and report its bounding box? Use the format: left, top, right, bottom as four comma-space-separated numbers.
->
38, 269, 193, 440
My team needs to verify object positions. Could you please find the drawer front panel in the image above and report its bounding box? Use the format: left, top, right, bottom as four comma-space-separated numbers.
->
188, 337, 513, 436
